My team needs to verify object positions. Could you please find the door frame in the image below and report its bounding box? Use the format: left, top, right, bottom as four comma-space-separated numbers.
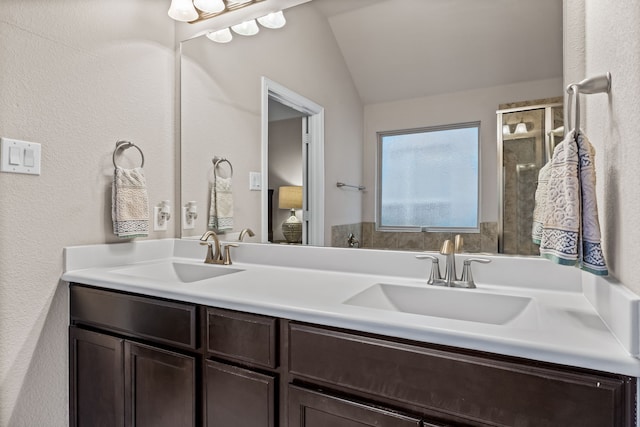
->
261, 77, 324, 246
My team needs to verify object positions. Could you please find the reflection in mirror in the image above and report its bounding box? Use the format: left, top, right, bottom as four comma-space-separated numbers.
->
180, 0, 563, 255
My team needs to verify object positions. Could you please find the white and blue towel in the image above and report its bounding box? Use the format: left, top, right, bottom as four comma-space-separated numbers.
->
533, 130, 608, 276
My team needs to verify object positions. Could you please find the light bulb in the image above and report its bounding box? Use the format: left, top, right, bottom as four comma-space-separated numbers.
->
231, 20, 259, 36
257, 11, 286, 29
194, 0, 225, 13
207, 28, 233, 43
168, 0, 199, 22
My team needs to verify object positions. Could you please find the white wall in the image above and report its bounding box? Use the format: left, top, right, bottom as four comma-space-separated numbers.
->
569, 0, 640, 294
0, 1, 175, 425
179, 2, 364, 244
362, 78, 563, 223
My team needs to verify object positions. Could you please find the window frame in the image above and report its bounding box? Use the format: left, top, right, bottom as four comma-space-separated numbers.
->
375, 121, 481, 233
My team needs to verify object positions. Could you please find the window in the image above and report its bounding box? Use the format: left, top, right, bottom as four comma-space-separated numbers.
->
376, 122, 480, 231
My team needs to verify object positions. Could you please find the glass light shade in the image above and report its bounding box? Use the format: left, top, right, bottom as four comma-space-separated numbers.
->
231, 19, 259, 36
514, 122, 528, 134
278, 186, 303, 209
206, 28, 233, 43
257, 11, 286, 29
168, 0, 199, 22
194, 0, 225, 13
502, 124, 511, 135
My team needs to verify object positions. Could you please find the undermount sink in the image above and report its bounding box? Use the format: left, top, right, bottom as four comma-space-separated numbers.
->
344, 283, 532, 325
111, 261, 243, 283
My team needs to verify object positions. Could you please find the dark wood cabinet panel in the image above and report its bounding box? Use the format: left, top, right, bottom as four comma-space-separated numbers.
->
207, 307, 277, 368
70, 284, 197, 349
288, 385, 423, 427
205, 359, 275, 427
289, 323, 635, 427
124, 341, 196, 427
69, 327, 125, 427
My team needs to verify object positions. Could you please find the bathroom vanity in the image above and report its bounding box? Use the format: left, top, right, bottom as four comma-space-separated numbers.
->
63, 239, 640, 427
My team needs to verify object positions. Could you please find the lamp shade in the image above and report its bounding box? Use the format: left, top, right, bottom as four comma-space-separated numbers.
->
278, 186, 302, 209
194, 0, 225, 13
168, 0, 199, 22
257, 11, 286, 29
514, 122, 528, 134
231, 19, 260, 36
207, 28, 233, 43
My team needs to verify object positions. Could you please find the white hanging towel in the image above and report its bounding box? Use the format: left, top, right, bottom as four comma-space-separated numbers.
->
535, 130, 608, 276
112, 167, 149, 238
208, 176, 234, 231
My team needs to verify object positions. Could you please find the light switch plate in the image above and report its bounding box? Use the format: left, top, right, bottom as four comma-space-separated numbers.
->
1, 137, 41, 175
249, 171, 262, 191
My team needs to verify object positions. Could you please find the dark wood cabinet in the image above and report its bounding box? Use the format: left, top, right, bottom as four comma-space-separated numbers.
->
288, 385, 424, 427
69, 284, 636, 427
69, 327, 124, 427
205, 359, 275, 427
125, 341, 196, 427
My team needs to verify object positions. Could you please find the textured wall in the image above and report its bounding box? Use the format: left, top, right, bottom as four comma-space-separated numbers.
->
0, 1, 175, 425
579, 0, 640, 293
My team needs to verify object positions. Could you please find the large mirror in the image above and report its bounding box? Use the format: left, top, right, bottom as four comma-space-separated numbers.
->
180, 0, 563, 254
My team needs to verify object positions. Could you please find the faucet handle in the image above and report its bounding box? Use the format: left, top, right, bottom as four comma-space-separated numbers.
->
222, 243, 239, 265
416, 254, 441, 284
440, 239, 454, 255
454, 234, 464, 253
460, 258, 491, 288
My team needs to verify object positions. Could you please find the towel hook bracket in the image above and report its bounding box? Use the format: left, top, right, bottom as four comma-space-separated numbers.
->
212, 156, 233, 178
113, 140, 144, 168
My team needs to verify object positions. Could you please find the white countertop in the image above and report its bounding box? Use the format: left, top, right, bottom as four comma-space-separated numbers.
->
62, 239, 640, 377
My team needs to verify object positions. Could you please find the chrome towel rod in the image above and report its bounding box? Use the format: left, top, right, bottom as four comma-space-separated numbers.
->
566, 72, 611, 132
336, 182, 365, 191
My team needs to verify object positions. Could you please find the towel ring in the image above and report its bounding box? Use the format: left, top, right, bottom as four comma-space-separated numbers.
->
212, 156, 233, 178
113, 140, 144, 168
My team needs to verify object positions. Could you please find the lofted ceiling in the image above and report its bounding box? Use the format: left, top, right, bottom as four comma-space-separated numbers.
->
312, 0, 563, 105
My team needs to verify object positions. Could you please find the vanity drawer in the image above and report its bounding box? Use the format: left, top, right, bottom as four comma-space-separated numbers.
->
289, 323, 634, 427
69, 284, 197, 350
206, 307, 277, 368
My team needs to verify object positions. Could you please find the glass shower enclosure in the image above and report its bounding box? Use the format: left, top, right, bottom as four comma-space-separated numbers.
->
497, 98, 563, 255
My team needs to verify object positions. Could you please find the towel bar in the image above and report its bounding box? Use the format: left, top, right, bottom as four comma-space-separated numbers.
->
113, 140, 144, 168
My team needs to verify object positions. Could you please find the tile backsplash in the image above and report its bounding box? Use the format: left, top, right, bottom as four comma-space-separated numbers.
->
331, 222, 498, 253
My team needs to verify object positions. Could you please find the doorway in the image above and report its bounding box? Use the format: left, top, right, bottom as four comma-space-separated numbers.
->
261, 77, 325, 246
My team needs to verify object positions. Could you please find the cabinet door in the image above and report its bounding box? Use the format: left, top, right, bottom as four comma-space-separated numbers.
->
205, 359, 275, 427
124, 341, 196, 427
288, 385, 422, 427
69, 326, 124, 427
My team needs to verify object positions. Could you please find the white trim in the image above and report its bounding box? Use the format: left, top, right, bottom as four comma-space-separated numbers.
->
261, 77, 325, 246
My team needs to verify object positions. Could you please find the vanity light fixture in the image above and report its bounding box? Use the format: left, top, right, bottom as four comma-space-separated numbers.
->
207, 28, 233, 43
194, 0, 225, 13
168, 0, 199, 22
231, 19, 260, 36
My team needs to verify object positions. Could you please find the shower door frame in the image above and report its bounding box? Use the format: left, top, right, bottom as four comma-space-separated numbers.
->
496, 101, 563, 254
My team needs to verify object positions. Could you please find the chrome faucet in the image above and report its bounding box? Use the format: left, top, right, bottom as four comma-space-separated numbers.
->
200, 231, 223, 264
238, 228, 255, 241
416, 235, 491, 288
